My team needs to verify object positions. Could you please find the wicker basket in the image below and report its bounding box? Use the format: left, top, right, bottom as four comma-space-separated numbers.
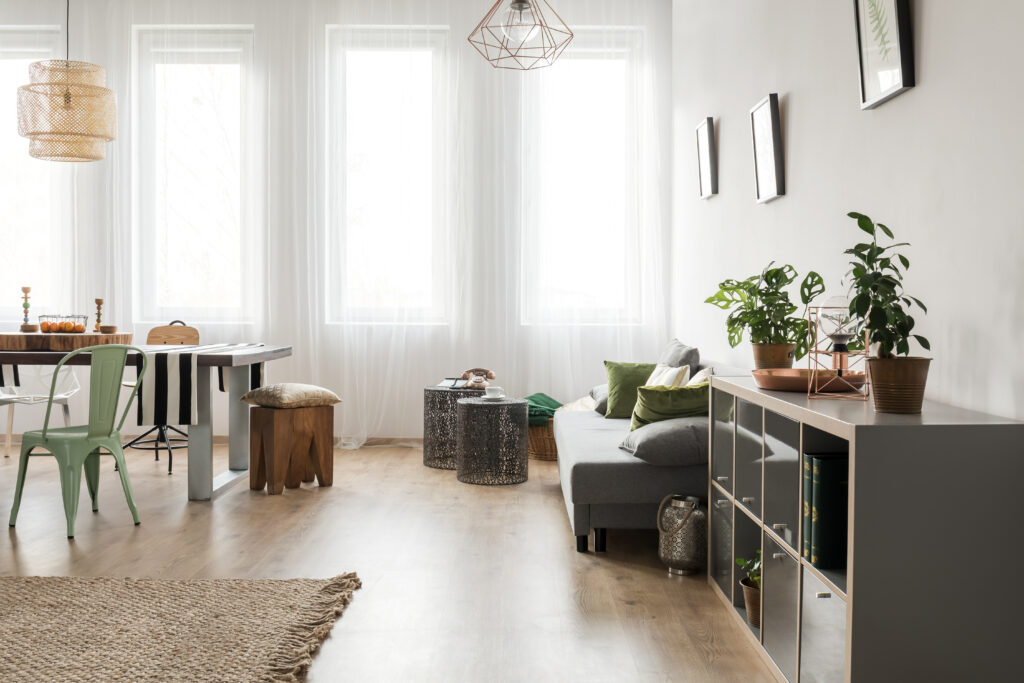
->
528, 418, 558, 461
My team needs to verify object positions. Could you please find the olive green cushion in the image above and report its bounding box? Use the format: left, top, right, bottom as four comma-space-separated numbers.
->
603, 361, 656, 419
630, 382, 710, 431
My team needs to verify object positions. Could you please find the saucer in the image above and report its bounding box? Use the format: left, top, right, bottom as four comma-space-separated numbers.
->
482, 395, 506, 401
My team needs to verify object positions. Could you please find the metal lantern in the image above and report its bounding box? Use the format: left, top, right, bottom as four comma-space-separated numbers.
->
657, 495, 707, 575
468, 0, 574, 71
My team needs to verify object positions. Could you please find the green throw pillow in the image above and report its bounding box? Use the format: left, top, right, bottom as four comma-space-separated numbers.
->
630, 382, 710, 431
603, 361, 657, 419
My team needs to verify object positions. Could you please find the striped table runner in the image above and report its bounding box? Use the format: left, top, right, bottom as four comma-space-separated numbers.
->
135, 343, 266, 427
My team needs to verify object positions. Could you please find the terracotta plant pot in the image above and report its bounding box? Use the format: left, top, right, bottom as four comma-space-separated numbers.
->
867, 357, 931, 414
740, 577, 761, 628
752, 343, 796, 370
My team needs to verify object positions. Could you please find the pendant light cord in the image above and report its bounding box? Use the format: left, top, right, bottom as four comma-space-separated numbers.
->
65, 0, 70, 63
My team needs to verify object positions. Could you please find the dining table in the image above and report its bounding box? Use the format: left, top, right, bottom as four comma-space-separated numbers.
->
0, 343, 292, 501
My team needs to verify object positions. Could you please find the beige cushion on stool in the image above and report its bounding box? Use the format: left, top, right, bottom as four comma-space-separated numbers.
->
241, 383, 341, 409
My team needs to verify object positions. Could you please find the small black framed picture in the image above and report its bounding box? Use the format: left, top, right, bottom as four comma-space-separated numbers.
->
749, 94, 784, 204
696, 117, 718, 199
854, 0, 914, 109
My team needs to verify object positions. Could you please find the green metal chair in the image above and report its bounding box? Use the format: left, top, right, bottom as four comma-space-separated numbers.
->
9, 345, 148, 538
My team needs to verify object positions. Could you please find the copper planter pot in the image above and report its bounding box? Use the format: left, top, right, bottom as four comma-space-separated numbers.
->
740, 578, 761, 628
752, 343, 796, 369
867, 357, 931, 414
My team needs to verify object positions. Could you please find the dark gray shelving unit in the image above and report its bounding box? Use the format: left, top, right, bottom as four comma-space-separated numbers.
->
708, 376, 1024, 682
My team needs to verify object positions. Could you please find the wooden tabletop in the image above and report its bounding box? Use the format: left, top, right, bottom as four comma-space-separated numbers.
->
0, 344, 292, 367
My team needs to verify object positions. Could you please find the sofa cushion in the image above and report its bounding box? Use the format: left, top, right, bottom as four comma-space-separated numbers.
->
620, 416, 710, 466
590, 383, 609, 415
630, 382, 710, 430
554, 410, 707, 505
604, 361, 656, 419
659, 339, 700, 369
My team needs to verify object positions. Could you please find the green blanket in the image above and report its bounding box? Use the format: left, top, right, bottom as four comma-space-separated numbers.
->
525, 392, 563, 426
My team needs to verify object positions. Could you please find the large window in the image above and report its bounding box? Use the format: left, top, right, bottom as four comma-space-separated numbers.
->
326, 27, 449, 323
0, 28, 67, 319
133, 27, 257, 323
521, 31, 641, 325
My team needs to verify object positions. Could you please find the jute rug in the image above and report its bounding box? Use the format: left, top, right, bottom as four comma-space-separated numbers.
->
0, 573, 361, 682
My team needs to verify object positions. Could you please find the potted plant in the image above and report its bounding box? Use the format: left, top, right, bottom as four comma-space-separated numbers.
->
735, 550, 761, 628
706, 263, 825, 369
845, 212, 931, 413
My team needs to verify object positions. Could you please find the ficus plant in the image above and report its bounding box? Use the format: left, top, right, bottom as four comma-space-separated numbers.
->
736, 550, 762, 589
845, 212, 930, 358
705, 263, 825, 360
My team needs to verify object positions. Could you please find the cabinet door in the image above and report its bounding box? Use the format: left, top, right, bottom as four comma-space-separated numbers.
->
763, 410, 800, 549
762, 535, 799, 682
710, 493, 733, 600
711, 389, 734, 493
800, 569, 847, 682
734, 400, 763, 519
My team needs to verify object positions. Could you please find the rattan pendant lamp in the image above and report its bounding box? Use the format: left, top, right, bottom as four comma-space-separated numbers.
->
468, 0, 573, 70
17, 0, 116, 162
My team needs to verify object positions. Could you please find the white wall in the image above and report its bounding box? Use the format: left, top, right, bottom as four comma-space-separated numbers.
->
672, 0, 1024, 419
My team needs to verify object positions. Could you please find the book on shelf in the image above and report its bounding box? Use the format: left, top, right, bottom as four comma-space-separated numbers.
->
802, 453, 813, 560
809, 454, 848, 570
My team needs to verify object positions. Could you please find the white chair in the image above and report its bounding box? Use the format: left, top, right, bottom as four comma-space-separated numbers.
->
1, 365, 80, 458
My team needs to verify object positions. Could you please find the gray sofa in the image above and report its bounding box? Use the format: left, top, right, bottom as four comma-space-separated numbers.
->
555, 359, 747, 552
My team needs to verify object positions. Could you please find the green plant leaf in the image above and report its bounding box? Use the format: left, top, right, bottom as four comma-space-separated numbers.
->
877, 222, 894, 239
914, 335, 931, 350
856, 215, 875, 235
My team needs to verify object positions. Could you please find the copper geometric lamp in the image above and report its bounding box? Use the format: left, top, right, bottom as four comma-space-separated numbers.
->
17, 0, 116, 162
468, 0, 574, 71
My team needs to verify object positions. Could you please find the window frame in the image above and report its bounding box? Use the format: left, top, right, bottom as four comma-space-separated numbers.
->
324, 25, 450, 325
0, 26, 70, 321
131, 25, 258, 325
519, 28, 644, 327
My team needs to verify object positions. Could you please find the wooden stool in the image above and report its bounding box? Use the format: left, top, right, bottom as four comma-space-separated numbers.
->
249, 405, 334, 494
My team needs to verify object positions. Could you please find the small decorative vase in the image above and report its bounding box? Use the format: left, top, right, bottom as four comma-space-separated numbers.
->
867, 357, 931, 414
657, 495, 707, 575
752, 343, 796, 369
740, 578, 761, 627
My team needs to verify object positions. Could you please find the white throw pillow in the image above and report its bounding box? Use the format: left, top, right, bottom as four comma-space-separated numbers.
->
241, 383, 342, 408
687, 367, 713, 386
645, 363, 690, 388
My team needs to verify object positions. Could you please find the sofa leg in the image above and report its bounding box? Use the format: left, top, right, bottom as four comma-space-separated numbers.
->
594, 528, 607, 553
576, 535, 588, 553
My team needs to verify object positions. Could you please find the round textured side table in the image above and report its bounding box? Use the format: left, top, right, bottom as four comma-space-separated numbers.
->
423, 387, 485, 469
455, 397, 528, 485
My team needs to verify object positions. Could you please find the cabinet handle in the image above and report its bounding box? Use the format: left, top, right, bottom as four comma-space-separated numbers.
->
816, 592, 832, 599
741, 496, 755, 504
715, 476, 729, 482
772, 523, 787, 531
772, 552, 787, 560
714, 500, 729, 508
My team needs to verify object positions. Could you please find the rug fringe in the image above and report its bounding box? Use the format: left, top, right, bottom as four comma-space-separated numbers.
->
263, 572, 362, 682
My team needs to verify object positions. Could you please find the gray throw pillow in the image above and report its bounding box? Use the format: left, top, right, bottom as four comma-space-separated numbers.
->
619, 417, 708, 467
659, 339, 700, 369
590, 383, 609, 415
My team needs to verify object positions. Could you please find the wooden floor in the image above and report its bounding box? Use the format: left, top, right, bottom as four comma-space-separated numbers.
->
0, 446, 774, 682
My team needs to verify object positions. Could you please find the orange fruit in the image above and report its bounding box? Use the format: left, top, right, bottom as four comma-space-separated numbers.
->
40, 321, 49, 332
62, 321, 72, 332
74, 323, 85, 333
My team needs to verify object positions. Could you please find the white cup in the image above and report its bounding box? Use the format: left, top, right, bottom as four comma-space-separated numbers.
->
485, 386, 504, 398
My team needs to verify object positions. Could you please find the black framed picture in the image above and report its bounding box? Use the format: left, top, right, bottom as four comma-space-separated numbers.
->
696, 117, 718, 199
854, 0, 914, 109
749, 94, 784, 204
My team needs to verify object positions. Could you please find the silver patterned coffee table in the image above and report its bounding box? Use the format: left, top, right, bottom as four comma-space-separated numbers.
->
455, 397, 528, 485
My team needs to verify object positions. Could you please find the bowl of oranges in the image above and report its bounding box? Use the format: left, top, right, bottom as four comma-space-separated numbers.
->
39, 315, 88, 333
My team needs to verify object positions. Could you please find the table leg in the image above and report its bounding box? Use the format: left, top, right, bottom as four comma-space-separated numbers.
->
228, 365, 250, 471
188, 366, 214, 501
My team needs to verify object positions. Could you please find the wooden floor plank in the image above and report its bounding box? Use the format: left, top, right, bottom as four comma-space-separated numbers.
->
0, 446, 774, 681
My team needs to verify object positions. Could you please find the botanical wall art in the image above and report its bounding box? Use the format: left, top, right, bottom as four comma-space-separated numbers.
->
749, 93, 784, 203
854, 0, 915, 109
696, 117, 717, 199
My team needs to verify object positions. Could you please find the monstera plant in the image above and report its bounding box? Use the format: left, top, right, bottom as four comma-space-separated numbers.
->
706, 262, 825, 369
845, 212, 931, 413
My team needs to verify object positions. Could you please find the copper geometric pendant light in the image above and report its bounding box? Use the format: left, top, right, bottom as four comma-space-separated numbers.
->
17, 0, 116, 162
468, 0, 573, 71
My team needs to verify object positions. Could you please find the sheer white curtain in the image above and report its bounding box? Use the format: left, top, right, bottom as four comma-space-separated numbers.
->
0, 0, 671, 446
